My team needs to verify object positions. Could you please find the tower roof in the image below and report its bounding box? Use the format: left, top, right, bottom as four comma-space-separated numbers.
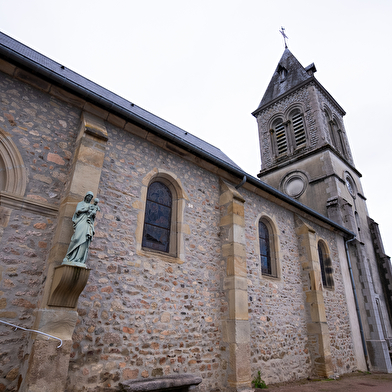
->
256, 48, 314, 110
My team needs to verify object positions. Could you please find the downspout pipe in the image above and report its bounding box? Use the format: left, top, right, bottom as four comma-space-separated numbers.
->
345, 236, 369, 370
235, 175, 247, 189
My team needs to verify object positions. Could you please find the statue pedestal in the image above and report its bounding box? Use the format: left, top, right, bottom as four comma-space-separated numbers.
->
20, 264, 91, 391
48, 264, 91, 308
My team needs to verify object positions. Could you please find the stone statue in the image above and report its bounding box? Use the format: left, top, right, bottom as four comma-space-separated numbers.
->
62, 192, 100, 267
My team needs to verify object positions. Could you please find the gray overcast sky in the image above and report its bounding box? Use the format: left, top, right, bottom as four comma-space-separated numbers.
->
1, 0, 391, 255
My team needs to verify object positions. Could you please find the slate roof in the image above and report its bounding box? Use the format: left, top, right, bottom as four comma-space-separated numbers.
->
0, 32, 241, 170
0, 32, 355, 238
256, 48, 313, 110
254, 49, 345, 117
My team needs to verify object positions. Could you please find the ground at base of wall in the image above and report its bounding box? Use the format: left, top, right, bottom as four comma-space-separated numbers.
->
262, 372, 392, 392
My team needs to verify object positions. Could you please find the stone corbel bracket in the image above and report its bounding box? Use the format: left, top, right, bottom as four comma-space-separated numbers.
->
48, 264, 91, 308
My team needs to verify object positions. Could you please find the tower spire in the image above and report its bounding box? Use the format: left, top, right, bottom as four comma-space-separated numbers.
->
279, 27, 288, 48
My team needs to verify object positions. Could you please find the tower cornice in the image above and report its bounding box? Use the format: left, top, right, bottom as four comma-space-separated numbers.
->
257, 144, 361, 179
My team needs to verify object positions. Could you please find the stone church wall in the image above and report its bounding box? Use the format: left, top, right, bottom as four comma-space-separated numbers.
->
0, 209, 55, 387
65, 121, 228, 391
0, 70, 80, 390
0, 70, 80, 204
315, 226, 357, 374
243, 188, 357, 383
0, 63, 362, 391
244, 191, 312, 384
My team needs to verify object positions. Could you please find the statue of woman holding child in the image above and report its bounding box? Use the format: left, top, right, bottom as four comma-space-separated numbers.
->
62, 191, 100, 267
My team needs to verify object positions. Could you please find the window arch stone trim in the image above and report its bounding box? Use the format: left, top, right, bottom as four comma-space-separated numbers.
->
268, 103, 308, 158
317, 239, 335, 290
283, 102, 307, 119
136, 168, 189, 264
0, 128, 27, 196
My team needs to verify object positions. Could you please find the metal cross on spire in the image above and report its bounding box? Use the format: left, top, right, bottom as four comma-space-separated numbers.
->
279, 27, 288, 48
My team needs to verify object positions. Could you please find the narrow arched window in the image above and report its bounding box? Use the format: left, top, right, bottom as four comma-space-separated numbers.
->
325, 111, 337, 148
337, 129, 348, 158
318, 241, 334, 289
0, 154, 6, 191
259, 220, 271, 275
142, 181, 172, 253
272, 118, 287, 156
355, 212, 361, 241
290, 109, 306, 148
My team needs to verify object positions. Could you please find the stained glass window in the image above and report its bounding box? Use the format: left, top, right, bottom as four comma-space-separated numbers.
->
142, 181, 172, 252
259, 220, 271, 275
318, 241, 334, 288
318, 243, 327, 287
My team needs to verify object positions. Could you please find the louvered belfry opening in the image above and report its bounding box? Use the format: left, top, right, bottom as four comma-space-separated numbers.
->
291, 110, 306, 147
274, 119, 287, 155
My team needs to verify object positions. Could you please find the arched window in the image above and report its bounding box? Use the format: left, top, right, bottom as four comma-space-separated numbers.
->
271, 118, 287, 156
0, 154, 6, 191
355, 212, 361, 241
259, 220, 271, 275
258, 218, 279, 277
136, 170, 189, 263
142, 181, 173, 253
337, 129, 348, 158
325, 110, 337, 148
318, 241, 334, 289
289, 109, 306, 149
329, 117, 348, 159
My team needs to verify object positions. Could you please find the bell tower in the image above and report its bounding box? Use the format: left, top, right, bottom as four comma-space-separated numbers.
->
253, 48, 357, 221
253, 48, 392, 373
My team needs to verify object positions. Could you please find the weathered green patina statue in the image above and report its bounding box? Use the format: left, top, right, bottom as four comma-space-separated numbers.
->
62, 192, 100, 267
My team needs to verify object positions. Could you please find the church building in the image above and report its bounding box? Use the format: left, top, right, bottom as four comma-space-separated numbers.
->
0, 32, 391, 392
